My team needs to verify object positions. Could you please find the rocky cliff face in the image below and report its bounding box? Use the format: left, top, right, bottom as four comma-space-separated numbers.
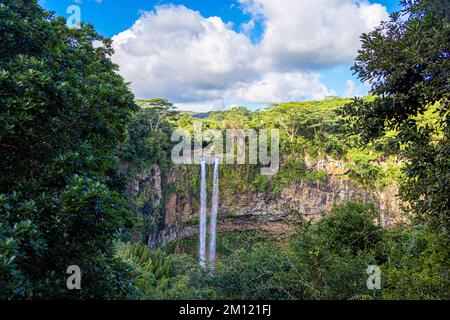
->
126, 157, 403, 248
219, 177, 401, 222
125, 162, 163, 213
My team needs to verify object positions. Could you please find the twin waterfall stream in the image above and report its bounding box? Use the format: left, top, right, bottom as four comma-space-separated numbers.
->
199, 156, 220, 270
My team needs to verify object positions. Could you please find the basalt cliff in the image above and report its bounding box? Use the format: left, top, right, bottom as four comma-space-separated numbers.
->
124, 155, 403, 248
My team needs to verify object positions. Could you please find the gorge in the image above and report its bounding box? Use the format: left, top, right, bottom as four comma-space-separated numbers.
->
119, 99, 407, 252
3, 0, 447, 301
131, 156, 402, 250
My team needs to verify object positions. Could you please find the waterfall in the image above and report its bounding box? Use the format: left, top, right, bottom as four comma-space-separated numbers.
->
199, 156, 207, 268
208, 157, 219, 269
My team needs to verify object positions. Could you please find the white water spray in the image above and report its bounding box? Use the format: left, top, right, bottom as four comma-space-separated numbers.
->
208, 157, 219, 269
199, 156, 207, 268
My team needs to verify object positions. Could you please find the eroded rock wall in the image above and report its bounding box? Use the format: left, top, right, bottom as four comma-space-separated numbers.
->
126, 157, 403, 248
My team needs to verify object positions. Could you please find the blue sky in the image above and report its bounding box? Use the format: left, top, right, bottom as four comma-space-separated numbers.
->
40, 0, 401, 111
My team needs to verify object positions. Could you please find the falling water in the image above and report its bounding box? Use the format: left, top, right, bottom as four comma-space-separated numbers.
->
208, 157, 219, 269
199, 155, 207, 268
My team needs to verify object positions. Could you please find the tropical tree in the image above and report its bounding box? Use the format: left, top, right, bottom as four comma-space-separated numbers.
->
340, 0, 450, 230
0, 0, 137, 298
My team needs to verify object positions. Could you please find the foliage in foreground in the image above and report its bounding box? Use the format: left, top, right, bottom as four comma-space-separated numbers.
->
0, 0, 137, 299
122, 202, 449, 300
339, 0, 449, 230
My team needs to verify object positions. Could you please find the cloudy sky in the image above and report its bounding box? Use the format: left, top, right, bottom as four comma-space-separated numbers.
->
41, 0, 400, 111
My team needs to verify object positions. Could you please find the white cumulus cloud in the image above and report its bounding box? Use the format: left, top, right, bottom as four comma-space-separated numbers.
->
111, 1, 388, 111
240, 0, 389, 69
344, 79, 369, 97
229, 72, 335, 103
112, 5, 257, 108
